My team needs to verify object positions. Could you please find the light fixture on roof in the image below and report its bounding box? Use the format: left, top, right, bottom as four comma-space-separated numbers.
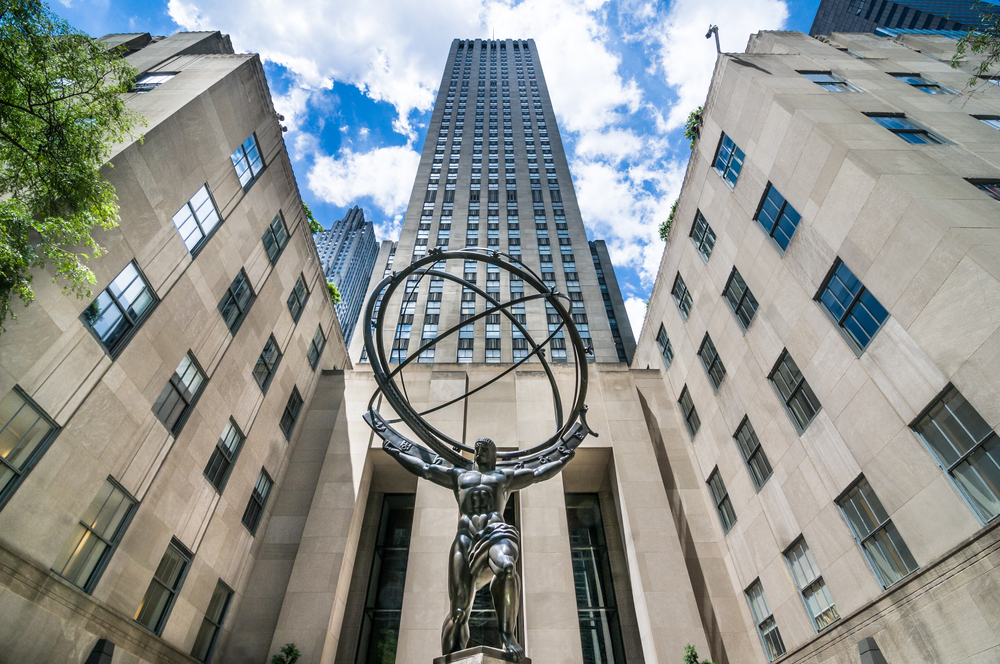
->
706, 25, 720, 54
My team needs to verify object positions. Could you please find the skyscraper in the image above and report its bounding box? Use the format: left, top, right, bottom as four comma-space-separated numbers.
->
314, 205, 379, 345
348, 38, 632, 365
810, 0, 988, 37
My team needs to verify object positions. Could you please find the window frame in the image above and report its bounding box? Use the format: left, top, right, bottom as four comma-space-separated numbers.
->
217, 268, 255, 336
671, 272, 693, 320
287, 274, 310, 323
307, 325, 327, 370
713, 132, 745, 189
745, 579, 786, 661
866, 113, 944, 145
253, 335, 282, 393
204, 418, 245, 494
152, 352, 208, 437
172, 184, 222, 257
689, 210, 716, 262
134, 538, 192, 636
707, 467, 736, 533
768, 350, 821, 434
231, 133, 265, 189
133, 72, 176, 92
280, 387, 303, 440
973, 115, 1000, 130
0, 386, 62, 511
82, 260, 158, 358
836, 476, 919, 589
241, 468, 273, 535
678, 385, 700, 439
697, 332, 727, 391
722, 266, 759, 332
911, 384, 1000, 525
734, 416, 773, 492
798, 70, 861, 92
262, 212, 290, 265
814, 258, 890, 354
889, 72, 956, 95
191, 579, 234, 663
966, 178, 1000, 203
655, 324, 673, 369
754, 183, 802, 254
50, 476, 137, 593
784, 537, 840, 632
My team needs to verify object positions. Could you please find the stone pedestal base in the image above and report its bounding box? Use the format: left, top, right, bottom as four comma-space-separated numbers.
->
432, 646, 530, 664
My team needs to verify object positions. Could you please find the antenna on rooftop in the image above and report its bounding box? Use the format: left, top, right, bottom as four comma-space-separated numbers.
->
706, 25, 720, 54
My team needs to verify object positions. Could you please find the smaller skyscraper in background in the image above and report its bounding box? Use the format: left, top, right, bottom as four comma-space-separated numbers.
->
810, 0, 989, 37
314, 205, 379, 345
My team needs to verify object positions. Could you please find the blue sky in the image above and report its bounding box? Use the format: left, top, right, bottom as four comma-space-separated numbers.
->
53, 0, 821, 336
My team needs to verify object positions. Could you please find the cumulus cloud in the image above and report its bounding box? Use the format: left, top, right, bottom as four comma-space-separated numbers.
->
624, 296, 647, 340
649, 0, 789, 129
307, 145, 420, 216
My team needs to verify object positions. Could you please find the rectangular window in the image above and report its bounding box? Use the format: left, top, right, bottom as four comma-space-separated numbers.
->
133, 72, 174, 92
262, 213, 290, 264
755, 184, 801, 252
816, 258, 889, 352
83, 261, 157, 356
671, 273, 692, 320
52, 478, 136, 593
357, 495, 414, 664
746, 580, 785, 661
769, 350, 820, 433
135, 539, 192, 635
0, 387, 60, 509
974, 115, 1000, 130
253, 335, 282, 392
723, 267, 759, 331
566, 494, 628, 664
707, 467, 736, 533
287, 275, 309, 322
152, 353, 206, 435
307, 325, 327, 370
891, 72, 955, 94
689, 211, 716, 262
799, 70, 861, 91
838, 477, 918, 588
867, 113, 943, 144
678, 385, 700, 438
242, 468, 273, 535
734, 417, 773, 491
231, 134, 264, 188
191, 580, 233, 663
655, 324, 673, 369
968, 179, 1000, 202
713, 132, 745, 187
698, 333, 726, 391
785, 538, 839, 631
218, 269, 254, 335
204, 419, 244, 493
172, 185, 221, 255
280, 387, 303, 440
913, 385, 1000, 523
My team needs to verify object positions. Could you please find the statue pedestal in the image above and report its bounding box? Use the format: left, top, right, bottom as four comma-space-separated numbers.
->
432, 646, 530, 664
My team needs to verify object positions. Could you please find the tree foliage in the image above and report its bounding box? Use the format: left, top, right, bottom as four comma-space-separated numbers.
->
327, 280, 341, 304
659, 199, 678, 242
0, 0, 140, 330
951, 2, 1000, 88
270, 643, 301, 664
303, 201, 323, 234
684, 106, 704, 149
683, 643, 714, 664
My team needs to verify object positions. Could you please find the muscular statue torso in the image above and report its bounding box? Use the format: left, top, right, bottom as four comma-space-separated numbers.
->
456, 468, 511, 539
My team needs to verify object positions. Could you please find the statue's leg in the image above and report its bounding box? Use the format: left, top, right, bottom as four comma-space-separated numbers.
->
442, 537, 474, 655
488, 540, 524, 661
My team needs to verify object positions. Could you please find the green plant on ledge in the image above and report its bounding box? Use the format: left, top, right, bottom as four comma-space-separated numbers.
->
271, 643, 301, 664
659, 199, 678, 241
327, 281, 342, 304
683, 643, 714, 664
684, 106, 704, 149
303, 201, 323, 234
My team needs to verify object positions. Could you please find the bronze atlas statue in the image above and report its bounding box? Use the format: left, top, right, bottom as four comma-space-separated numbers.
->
362, 248, 596, 661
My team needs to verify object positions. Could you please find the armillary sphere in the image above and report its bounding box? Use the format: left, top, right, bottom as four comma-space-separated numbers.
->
361, 247, 597, 470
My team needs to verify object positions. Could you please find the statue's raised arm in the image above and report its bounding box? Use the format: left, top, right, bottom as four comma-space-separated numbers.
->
509, 445, 575, 491
383, 439, 458, 489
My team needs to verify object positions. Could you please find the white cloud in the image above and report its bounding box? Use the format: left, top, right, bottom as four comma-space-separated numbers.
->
307, 145, 420, 217
649, 0, 789, 129
624, 296, 646, 341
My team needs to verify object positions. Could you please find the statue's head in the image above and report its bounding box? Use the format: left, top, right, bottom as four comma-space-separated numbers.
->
474, 437, 497, 470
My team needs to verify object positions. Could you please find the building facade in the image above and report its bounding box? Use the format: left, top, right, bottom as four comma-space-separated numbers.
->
314, 205, 379, 346
633, 30, 1000, 664
809, 0, 987, 37
0, 31, 348, 664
